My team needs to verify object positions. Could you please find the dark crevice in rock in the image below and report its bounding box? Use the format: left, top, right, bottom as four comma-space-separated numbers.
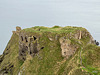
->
0, 55, 4, 64
22, 50, 25, 53
5, 71, 8, 73
20, 53, 23, 56
64, 52, 66, 55
25, 37, 28, 42
0, 63, 14, 75
10, 65, 14, 68
21, 36, 23, 41
41, 47, 44, 49
6, 46, 10, 51
30, 51, 32, 54
23, 58, 26, 61
33, 36, 37, 40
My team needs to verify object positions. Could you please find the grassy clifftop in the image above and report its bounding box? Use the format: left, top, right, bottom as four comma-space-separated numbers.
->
0, 26, 100, 75
23, 26, 82, 32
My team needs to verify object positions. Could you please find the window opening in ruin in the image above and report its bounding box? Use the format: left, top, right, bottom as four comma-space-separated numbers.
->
30, 51, 32, 54
64, 52, 66, 55
21, 36, 23, 41
33, 36, 37, 40
25, 37, 28, 42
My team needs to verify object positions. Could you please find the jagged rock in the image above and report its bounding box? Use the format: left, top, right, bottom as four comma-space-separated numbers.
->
74, 30, 82, 39
12, 26, 22, 35
16, 26, 21, 31
12, 31, 16, 34
49, 38, 53, 41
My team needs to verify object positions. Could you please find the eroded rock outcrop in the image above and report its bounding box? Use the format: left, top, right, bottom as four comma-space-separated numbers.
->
59, 30, 95, 59
12, 26, 21, 35
59, 37, 78, 58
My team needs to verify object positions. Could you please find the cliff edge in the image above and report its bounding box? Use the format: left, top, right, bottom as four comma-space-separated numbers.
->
0, 26, 100, 75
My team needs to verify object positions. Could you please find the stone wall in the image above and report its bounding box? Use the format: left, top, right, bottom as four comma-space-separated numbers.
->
12, 26, 41, 61
18, 31, 41, 61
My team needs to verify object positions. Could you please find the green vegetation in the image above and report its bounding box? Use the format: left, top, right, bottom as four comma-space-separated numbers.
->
0, 26, 100, 75
81, 44, 100, 75
23, 26, 84, 34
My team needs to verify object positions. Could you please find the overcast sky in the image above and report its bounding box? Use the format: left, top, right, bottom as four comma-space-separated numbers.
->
0, 0, 100, 54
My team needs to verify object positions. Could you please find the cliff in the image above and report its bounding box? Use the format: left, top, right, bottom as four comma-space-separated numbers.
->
0, 26, 100, 75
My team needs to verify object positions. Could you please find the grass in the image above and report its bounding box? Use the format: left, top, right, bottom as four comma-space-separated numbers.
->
80, 44, 100, 75
23, 26, 84, 34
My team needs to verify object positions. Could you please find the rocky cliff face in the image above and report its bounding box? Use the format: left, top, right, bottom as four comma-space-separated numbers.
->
0, 26, 100, 75
59, 29, 95, 58
15, 26, 95, 61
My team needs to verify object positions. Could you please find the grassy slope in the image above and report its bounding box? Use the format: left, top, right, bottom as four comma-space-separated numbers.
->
0, 34, 22, 74
81, 44, 100, 75
0, 26, 100, 75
